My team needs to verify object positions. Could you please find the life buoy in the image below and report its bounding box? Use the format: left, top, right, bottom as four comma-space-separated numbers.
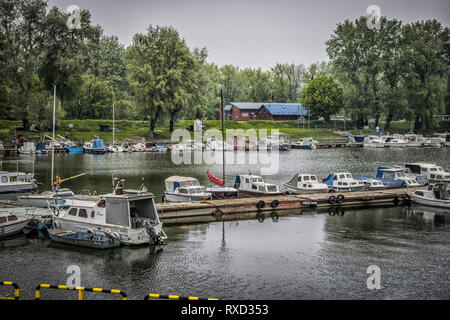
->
270, 200, 280, 208
211, 209, 223, 219
256, 200, 265, 210
328, 196, 337, 204
336, 195, 345, 203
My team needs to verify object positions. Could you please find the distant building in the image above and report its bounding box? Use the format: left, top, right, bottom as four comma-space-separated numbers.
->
221, 102, 307, 121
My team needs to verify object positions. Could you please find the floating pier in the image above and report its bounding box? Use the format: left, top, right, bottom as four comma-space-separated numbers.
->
156, 188, 419, 225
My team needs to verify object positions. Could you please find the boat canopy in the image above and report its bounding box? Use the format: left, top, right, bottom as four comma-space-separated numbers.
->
36, 142, 46, 151
323, 174, 334, 186
165, 176, 200, 191
92, 139, 105, 149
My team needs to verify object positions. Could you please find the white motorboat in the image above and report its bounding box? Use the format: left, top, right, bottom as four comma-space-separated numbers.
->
83, 139, 106, 154
407, 184, 450, 209
18, 188, 77, 208
323, 172, 366, 192
233, 174, 282, 196
361, 179, 387, 190
384, 137, 407, 147
0, 160, 38, 194
284, 174, 330, 194
404, 134, 425, 147
18, 142, 35, 154
363, 136, 385, 148
52, 179, 166, 245
404, 163, 450, 184
425, 138, 443, 148
107, 145, 124, 153
0, 212, 33, 238
290, 137, 318, 149
163, 176, 212, 202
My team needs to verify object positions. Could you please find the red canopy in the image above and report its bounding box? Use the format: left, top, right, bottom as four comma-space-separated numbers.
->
207, 171, 224, 187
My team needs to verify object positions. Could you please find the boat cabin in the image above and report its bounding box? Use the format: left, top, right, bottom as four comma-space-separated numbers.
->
234, 174, 280, 195
404, 163, 450, 183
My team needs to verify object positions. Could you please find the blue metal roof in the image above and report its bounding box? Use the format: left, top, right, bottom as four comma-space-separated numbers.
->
261, 103, 307, 116
224, 102, 307, 116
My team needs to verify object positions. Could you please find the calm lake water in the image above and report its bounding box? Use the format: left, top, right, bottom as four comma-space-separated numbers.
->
0, 148, 449, 299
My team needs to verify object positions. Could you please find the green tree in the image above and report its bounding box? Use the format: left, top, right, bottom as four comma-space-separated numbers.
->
301, 76, 343, 123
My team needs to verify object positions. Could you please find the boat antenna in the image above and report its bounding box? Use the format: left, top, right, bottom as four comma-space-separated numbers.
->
221, 88, 225, 186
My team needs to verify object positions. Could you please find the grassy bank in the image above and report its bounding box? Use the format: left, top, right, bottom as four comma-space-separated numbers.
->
1, 119, 448, 145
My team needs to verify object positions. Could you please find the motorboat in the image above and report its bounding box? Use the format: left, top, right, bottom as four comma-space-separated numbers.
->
0, 160, 38, 194
404, 163, 450, 184
107, 145, 124, 153
358, 166, 419, 188
361, 179, 387, 190
48, 229, 121, 249
407, 184, 450, 209
284, 174, 330, 194
322, 172, 366, 192
131, 142, 146, 152
17, 188, 78, 208
18, 142, 35, 154
391, 165, 428, 185
425, 137, 443, 148
290, 137, 318, 149
0, 212, 33, 238
363, 136, 385, 148
35, 142, 48, 154
233, 174, 282, 196
384, 137, 407, 147
404, 134, 426, 147
83, 139, 106, 154
206, 186, 239, 199
163, 176, 212, 202
52, 179, 166, 245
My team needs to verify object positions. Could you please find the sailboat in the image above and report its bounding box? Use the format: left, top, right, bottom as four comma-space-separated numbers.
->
107, 101, 124, 153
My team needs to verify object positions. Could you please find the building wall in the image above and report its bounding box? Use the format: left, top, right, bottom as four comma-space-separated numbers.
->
255, 107, 273, 120
232, 106, 258, 121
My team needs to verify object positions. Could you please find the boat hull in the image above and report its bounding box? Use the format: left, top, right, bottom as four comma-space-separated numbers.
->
284, 184, 329, 194
0, 218, 32, 238
48, 229, 120, 249
238, 190, 284, 197
84, 148, 106, 154
163, 192, 212, 202
53, 217, 163, 245
0, 183, 35, 194
291, 145, 313, 150
408, 194, 450, 209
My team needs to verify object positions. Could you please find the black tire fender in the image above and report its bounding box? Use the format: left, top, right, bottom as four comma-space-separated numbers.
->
336, 194, 345, 203
328, 196, 337, 204
256, 200, 265, 209
270, 200, 280, 208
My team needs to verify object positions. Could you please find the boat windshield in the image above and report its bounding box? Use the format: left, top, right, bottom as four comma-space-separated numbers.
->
251, 178, 263, 183
310, 176, 317, 181
437, 167, 444, 172
395, 172, 406, 178
346, 174, 353, 179
191, 187, 206, 194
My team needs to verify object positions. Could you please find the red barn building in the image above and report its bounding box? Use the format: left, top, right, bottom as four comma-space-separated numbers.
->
221, 102, 307, 121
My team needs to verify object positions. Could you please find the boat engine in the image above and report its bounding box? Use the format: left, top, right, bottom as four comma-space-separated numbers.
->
145, 225, 162, 245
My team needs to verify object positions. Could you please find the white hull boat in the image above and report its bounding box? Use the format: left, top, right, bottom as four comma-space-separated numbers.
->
408, 184, 450, 209
284, 174, 330, 194
0, 213, 33, 238
163, 176, 212, 202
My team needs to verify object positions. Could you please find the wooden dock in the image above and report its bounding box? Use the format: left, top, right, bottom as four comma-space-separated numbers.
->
156, 188, 419, 225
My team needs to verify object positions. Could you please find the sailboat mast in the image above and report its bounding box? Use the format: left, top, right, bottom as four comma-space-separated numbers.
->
112, 101, 115, 146
51, 84, 56, 186
221, 89, 225, 185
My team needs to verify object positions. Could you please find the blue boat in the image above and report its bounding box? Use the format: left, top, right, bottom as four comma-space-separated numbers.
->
83, 139, 106, 154
48, 229, 120, 249
67, 147, 84, 153
35, 142, 48, 154
23, 218, 52, 239
358, 166, 405, 188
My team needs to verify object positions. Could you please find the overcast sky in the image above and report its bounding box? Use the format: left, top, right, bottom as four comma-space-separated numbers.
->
48, 0, 450, 70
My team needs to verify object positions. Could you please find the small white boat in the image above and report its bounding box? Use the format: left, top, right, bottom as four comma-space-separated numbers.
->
290, 137, 318, 149
18, 142, 35, 154
163, 176, 212, 202
363, 136, 385, 148
404, 163, 450, 184
0, 160, 38, 194
284, 174, 330, 194
384, 137, 407, 148
323, 172, 366, 192
234, 174, 282, 196
408, 184, 450, 208
83, 139, 106, 154
107, 145, 124, 153
404, 134, 425, 147
361, 179, 387, 190
18, 189, 77, 208
425, 138, 443, 148
0, 212, 33, 238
